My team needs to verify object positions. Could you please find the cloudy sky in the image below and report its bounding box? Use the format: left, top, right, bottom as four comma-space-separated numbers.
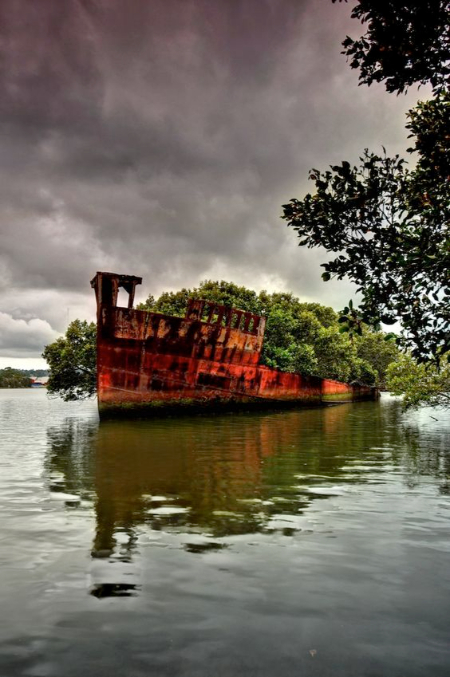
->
0, 0, 428, 368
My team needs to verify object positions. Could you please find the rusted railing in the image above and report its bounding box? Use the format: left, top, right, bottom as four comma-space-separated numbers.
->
185, 299, 265, 336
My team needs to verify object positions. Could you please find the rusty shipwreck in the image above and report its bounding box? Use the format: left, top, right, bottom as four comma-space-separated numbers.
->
91, 272, 377, 418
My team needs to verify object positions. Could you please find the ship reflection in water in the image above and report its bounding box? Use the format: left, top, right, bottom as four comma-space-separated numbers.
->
44, 400, 450, 591
45, 404, 362, 566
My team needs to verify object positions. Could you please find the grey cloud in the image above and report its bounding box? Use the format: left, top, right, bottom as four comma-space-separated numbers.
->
0, 311, 59, 357
0, 0, 426, 361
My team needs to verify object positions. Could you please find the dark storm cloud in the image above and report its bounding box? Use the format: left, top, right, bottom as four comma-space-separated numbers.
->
0, 0, 424, 362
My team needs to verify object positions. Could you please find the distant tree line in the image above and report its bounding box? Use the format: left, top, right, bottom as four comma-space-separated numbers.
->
0, 368, 49, 388
18, 369, 49, 377
0, 368, 33, 388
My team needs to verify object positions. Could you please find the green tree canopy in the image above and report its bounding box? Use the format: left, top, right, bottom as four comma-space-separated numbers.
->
333, 0, 449, 94
283, 98, 450, 363
139, 279, 398, 385
387, 354, 450, 409
283, 2, 449, 365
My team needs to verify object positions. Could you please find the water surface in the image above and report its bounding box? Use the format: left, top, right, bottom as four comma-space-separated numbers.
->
1, 389, 449, 676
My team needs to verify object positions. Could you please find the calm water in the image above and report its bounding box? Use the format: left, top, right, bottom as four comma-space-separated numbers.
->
1, 390, 450, 676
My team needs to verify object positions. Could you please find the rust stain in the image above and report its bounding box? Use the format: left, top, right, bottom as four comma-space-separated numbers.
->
91, 272, 378, 417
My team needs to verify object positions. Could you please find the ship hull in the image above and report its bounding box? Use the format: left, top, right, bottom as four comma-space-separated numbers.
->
95, 303, 378, 419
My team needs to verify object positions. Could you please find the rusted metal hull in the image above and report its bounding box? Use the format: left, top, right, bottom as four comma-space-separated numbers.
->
91, 272, 377, 418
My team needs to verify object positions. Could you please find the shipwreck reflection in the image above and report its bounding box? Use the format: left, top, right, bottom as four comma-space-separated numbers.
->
44, 399, 450, 565
90, 582, 141, 599
90, 404, 361, 552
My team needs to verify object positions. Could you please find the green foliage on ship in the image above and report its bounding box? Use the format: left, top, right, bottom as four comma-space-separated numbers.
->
138, 280, 400, 387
